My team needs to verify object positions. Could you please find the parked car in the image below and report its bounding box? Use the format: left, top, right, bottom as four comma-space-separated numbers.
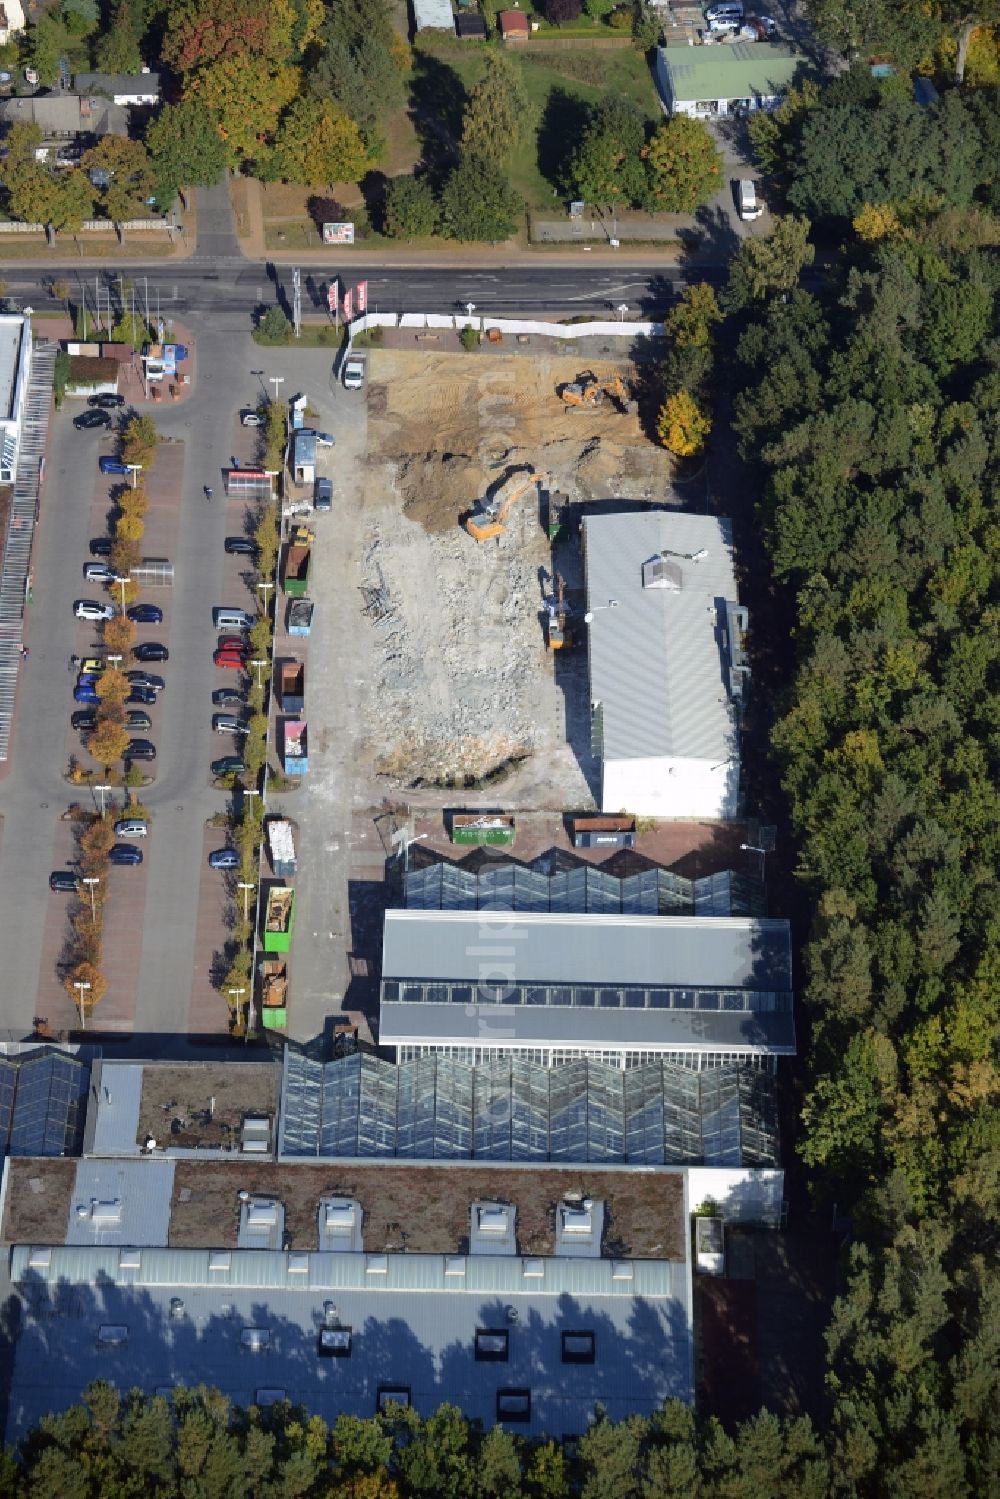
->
314, 478, 332, 512
127, 603, 163, 625
83, 562, 114, 583
127, 686, 156, 706
125, 738, 156, 761
114, 818, 148, 838
109, 844, 143, 866
224, 536, 258, 556
213, 714, 247, 735
76, 674, 101, 688
214, 651, 247, 670
74, 684, 99, 703
79, 657, 105, 674
208, 847, 240, 869
89, 393, 126, 409
216, 635, 248, 651
125, 670, 165, 692
240, 410, 262, 427
71, 710, 97, 731
74, 410, 111, 431
211, 755, 247, 777
75, 598, 115, 621
49, 871, 80, 893
342, 353, 366, 391
89, 537, 113, 557
212, 687, 247, 707
737, 178, 763, 221
98, 456, 130, 475
315, 431, 335, 446
125, 709, 151, 729
133, 642, 169, 662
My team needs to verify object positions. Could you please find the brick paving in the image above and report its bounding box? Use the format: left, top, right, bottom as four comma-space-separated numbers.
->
34, 817, 82, 1034
186, 827, 238, 1038
96, 855, 147, 1032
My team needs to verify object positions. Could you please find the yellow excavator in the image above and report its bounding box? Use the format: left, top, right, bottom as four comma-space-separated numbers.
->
464, 468, 546, 542
558, 371, 635, 413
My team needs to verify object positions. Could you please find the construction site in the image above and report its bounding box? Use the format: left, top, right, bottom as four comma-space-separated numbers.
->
357, 348, 673, 803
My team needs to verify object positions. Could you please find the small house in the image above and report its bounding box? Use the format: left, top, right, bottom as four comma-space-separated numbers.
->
499, 9, 529, 41
412, 0, 454, 31
0, 95, 127, 164
74, 71, 161, 107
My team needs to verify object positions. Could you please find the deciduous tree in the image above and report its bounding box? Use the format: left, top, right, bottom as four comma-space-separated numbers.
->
461, 51, 529, 163
567, 94, 647, 210
145, 98, 227, 204
657, 389, 711, 456
268, 98, 369, 186
644, 115, 722, 212
725, 214, 815, 309
441, 152, 521, 242
383, 175, 438, 239
83, 136, 156, 236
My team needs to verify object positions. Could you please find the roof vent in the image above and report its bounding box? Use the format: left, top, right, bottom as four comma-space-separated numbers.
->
247, 1199, 278, 1231
561, 1201, 594, 1234
506, 1304, 520, 1323
241, 1327, 270, 1353
324, 1201, 356, 1231
478, 1205, 510, 1235
91, 1200, 122, 1224
642, 554, 682, 591
170, 1298, 185, 1319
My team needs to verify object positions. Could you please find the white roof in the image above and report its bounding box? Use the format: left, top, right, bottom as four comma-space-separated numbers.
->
413, 0, 453, 27
584, 511, 739, 764
0, 316, 26, 421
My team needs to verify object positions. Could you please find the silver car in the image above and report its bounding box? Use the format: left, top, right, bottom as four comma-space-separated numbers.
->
212, 714, 248, 735
114, 818, 148, 838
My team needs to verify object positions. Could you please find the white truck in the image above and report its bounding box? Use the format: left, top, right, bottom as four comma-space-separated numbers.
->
342, 351, 366, 391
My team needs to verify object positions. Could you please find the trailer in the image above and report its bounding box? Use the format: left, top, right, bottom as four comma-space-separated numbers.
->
571, 815, 637, 850
287, 598, 314, 637
451, 813, 516, 847
278, 660, 305, 713
263, 886, 296, 953
282, 528, 313, 598
282, 720, 309, 776
266, 818, 297, 877
259, 957, 288, 1031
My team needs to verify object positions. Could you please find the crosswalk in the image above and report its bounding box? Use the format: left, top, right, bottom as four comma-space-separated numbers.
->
0, 339, 56, 760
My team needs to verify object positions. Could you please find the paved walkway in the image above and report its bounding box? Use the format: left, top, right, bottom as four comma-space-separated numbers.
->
192, 174, 242, 263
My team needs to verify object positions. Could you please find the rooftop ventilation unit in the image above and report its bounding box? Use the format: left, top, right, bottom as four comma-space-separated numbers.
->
247, 1199, 279, 1231
478, 1205, 510, 1234
98, 1324, 129, 1346
561, 1200, 594, 1235
642, 554, 682, 591
91, 1200, 123, 1224
241, 1327, 270, 1352
324, 1201, 356, 1231
723, 601, 751, 704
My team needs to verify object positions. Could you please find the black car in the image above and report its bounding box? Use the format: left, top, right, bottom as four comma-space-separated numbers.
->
212, 687, 247, 707
125, 670, 165, 692
49, 871, 80, 893
109, 844, 143, 866
89, 537, 114, 557
211, 755, 247, 777
127, 686, 156, 706
74, 409, 112, 431
125, 709, 152, 730
224, 536, 258, 556
71, 710, 97, 732
133, 642, 169, 663
126, 738, 156, 761
89, 393, 126, 409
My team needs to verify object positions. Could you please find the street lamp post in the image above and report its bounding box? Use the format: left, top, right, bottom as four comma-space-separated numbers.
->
617, 303, 629, 324
465, 303, 476, 322
82, 876, 99, 922
228, 986, 247, 1036
256, 580, 275, 616
250, 658, 268, 691
73, 980, 91, 1029
251, 368, 266, 399
117, 575, 131, 612
126, 464, 142, 491
269, 375, 284, 407
94, 783, 113, 819
237, 881, 255, 926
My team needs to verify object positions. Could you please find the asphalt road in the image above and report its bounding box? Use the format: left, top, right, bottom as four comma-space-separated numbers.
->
1, 261, 707, 327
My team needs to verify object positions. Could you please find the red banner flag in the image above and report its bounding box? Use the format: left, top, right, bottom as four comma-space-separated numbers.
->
356, 280, 368, 315
342, 287, 353, 322
327, 278, 338, 313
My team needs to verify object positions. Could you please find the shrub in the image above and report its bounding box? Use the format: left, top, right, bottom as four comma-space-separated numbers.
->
383, 175, 438, 239
254, 305, 292, 344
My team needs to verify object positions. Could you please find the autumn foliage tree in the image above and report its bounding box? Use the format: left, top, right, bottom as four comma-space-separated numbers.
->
644, 115, 723, 213
267, 98, 368, 185
657, 389, 711, 456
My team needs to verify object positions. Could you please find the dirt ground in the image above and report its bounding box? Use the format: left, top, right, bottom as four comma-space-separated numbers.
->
137, 1062, 280, 1151
168, 1160, 685, 1258
2, 1158, 75, 1244
358, 351, 672, 801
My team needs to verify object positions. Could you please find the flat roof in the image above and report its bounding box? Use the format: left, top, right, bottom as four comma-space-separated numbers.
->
6, 1245, 692, 1440
584, 511, 739, 764
659, 41, 802, 102
413, 0, 454, 27
65, 1159, 175, 1246
0, 316, 25, 421
382, 909, 791, 989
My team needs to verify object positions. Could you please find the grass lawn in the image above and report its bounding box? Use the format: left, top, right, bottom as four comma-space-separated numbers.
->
412, 39, 662, 212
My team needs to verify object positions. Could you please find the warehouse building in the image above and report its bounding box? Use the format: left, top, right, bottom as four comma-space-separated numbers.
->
583, 511, 748, 821
0, 314, 33, 484
379, 907, 793, 1070
655, 41, 802, 118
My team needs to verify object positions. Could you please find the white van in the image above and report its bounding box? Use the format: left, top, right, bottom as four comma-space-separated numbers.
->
114, 819, 148, 838
737, 179, 764, 220
213, 608, 254, 631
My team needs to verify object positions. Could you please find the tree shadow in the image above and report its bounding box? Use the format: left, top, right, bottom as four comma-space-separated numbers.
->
537, 87, 592, 197
676, 203, 740, 279
408, 52, 468, 173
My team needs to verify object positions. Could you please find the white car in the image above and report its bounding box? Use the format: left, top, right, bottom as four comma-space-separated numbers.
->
737, 179, 764, 221
342, 354, 366, 390
75, 598, 115, 621
240, 410, 262, 427
114, 818, 148, 838
83, 562, 114, 583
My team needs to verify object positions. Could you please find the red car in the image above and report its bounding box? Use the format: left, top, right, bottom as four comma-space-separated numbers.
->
214, 650, 247, 670
216, 635, 247, 651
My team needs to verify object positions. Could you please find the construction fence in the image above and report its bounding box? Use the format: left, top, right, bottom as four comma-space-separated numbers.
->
352, 312, 665, 340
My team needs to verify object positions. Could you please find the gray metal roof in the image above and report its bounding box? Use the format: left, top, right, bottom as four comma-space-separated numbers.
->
65, 1159, 175, 1246
413, 0, 454, 27
379, 999, 794, 1054
382, 909, 791, 989
0, 95, 128, 136
74, 72, 161, 96
87, 1062, 142, 1155
278, 1053, 782, 1165
7, 1244, 691, 1440
584, 511, 738, 763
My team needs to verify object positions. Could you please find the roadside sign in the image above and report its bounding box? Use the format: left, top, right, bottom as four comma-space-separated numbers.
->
322, 222, 354, 245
